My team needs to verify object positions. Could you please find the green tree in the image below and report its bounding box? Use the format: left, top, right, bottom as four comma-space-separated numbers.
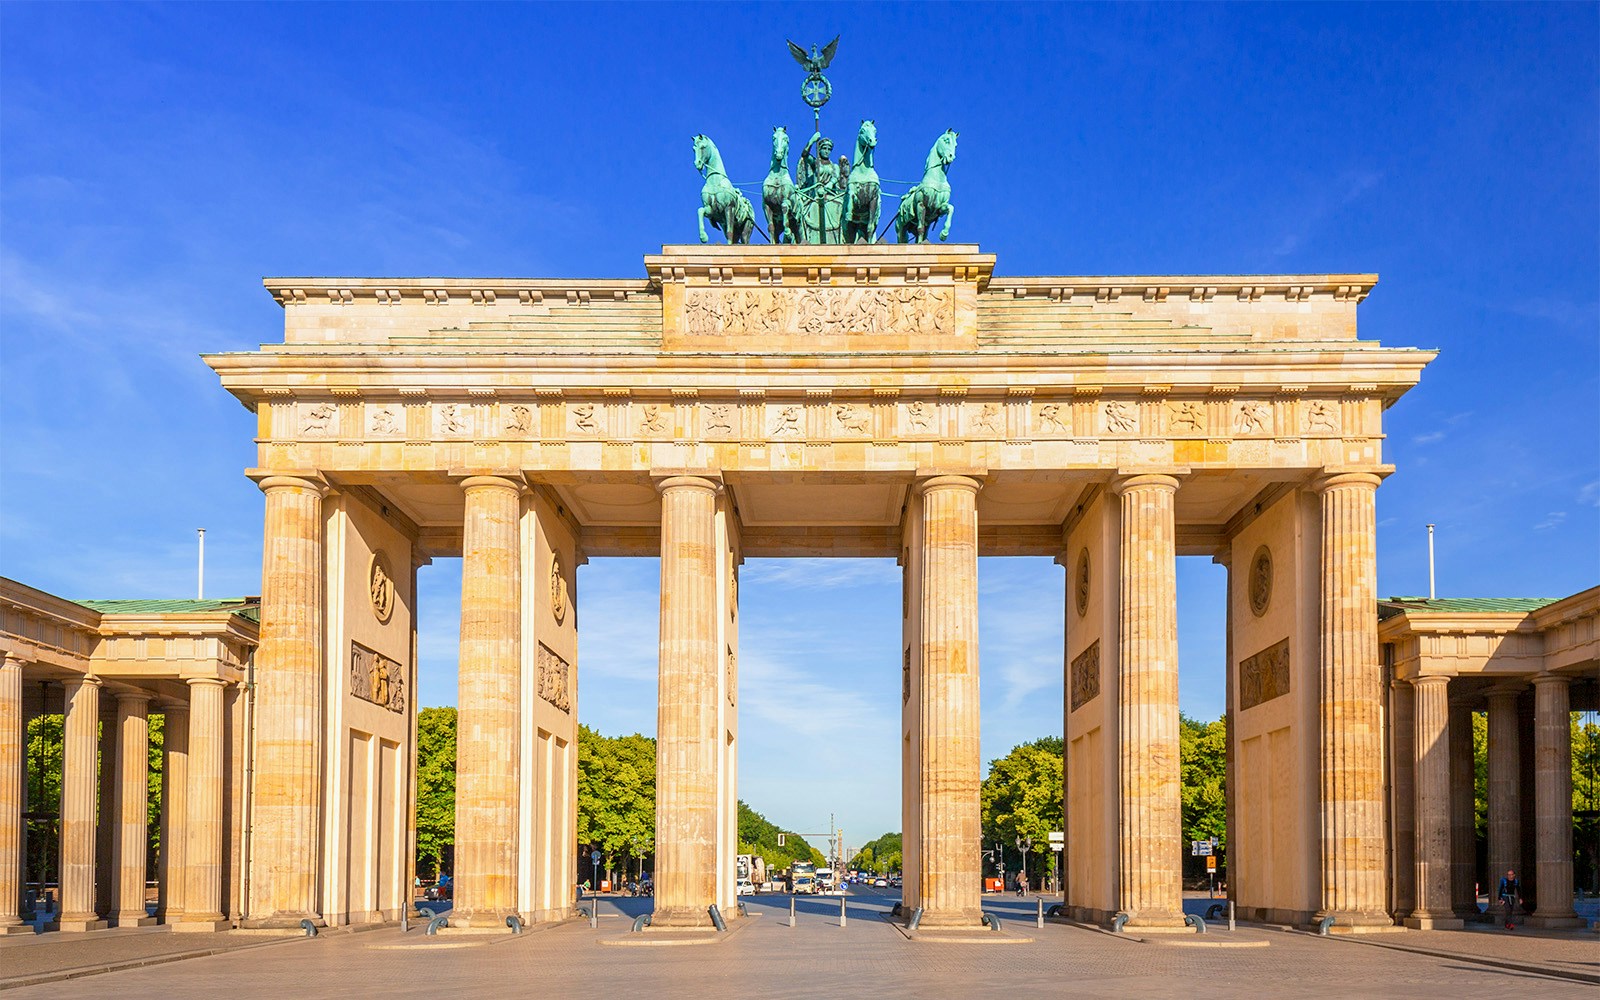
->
848, 831, 902, 874
415, 707, 456, 877
576, 725, 656, 875
736, 800, 825, 869
980, 736, 1063, 881
1178, 713, 1227, 849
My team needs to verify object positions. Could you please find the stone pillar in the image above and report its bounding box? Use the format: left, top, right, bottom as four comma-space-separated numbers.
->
1314, 472, 1390, 929
452, 475, 523, 929
0, 654, 25, 933
59, 677, 106, 931
1217, 550, 1236, 904
248, 474, 326, 926
1405, 676, 1461, 928
915, 475, 983, 928
653, 476, 721, 927
112, 692, 155, 927
175, 679, 229, 931
1388, 679, 1416, 917
1447, 696, 1477, 919
158, 705, 189, 923
1484, 685, 1522, 911
1527, 673, 1581, 927
95, 702, 116, 919
1112, 473, 1185, 929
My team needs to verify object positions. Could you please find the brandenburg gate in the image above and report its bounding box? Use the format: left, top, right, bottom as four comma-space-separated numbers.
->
202, 243, 1434, 932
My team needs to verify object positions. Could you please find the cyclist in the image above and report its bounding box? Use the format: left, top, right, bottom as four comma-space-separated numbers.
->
1496, 868, 1521, 929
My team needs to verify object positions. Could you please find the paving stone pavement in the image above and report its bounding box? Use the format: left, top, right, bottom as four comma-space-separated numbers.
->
8, 896, 1594, 999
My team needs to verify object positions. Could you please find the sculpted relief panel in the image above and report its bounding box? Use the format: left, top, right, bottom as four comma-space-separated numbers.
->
1070, 640, 1100, 711
1238, 638, 1290, 711
537, 642, 572, 713
350, 641, 406, 714
683, 285, 954, 337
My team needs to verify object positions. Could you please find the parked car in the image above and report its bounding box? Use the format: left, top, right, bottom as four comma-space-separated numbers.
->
736, 877, 755, 895
874, 877, 889, 887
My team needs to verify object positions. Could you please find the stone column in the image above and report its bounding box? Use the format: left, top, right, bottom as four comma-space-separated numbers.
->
1527, 673, 1581, 927
248, 474, 326, 926
452, 475, 523, 929
112, 692, 155, 927
1112, 473, 1184, 929
158, 704, 189, 923
1447, 696, 1477, 919
176, 679, 229, 931
1217, 550, 1236, 904
1388, 679, 1416, 917
0, 654, 26, 933
1314, 472, 1390, 929
1484, 685, 1522, 910
59, 677, 106, 931
916, 475, 983, 928
1406, 676, 1461, 928
95, 702, 116, 919
653, 476, 721, 927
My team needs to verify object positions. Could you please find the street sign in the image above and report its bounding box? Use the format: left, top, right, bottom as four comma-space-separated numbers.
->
1191, 840, 1213, 856
591, 850, 602, 865
1047, 831, 1064, 846
1206, 855, 1218, 872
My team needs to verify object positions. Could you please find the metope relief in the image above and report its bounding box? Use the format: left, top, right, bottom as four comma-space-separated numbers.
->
1239, 638, 1290, 711
1070, 640, 1100, 711
1168, 400, 1205, 434
537, 642, 572, 713
350, 641, 406, 714
1303, 400, 1338, 433
703, 403, 736, 437
1037, 403, 1069, 434
368, 405, 402, 438
1234, 401, 1271, 436
300, 402, 338, 437
1103, 401, 1137, 434
904, 400, 934, 435
504, 404, 533, 435
569, 403, 600, 436
682, 285, 954, 338
833, 403, 870, 435
434, 403, 473, 437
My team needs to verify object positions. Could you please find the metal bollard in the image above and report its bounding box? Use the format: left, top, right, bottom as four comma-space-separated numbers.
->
1037, 896, 1044, 928
840, 895, 847, 928
789, 895, 796, 928
1228, 900, 1236, 932
708, 904, 727, 932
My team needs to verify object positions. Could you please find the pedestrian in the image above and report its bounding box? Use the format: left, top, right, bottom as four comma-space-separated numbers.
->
1016, 871, 1027, 896
1496, 869, 1520, 929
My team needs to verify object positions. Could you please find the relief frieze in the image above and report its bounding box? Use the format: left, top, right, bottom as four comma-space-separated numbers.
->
683, 285, 953, 338
1238, 638, 1290, 711
350, 640, 406, 714
1070, 640, 1100, 711
537, 642, 572, 712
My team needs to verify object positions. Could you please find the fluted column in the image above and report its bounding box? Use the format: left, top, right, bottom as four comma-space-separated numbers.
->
1217, 550, 1236, 904
1528, 674, 1581, 927
0, 654, 25, 932
1314, 472, 1390, 928
175, 679, 229, 931
916, 475, 983, 927
1113, 473, 1184, 928
158, 705, 189, 923
1484, 685, 1522, 910
1388, 679, 1416, 917
112, 692, 154, 926
1447, 696, 1477, 918
653, 476, 721, 927
1406, 676, 1460, 928
95, 703, 116, 919
452, 475, 523, 928
59, 677, 106, 931
248, 474, 326, 925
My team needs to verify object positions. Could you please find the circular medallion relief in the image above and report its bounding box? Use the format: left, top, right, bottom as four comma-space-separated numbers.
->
1075, 548, 1091, 618
368, 552, 395, 625
1249, 545, 1273, 618
550, 553, 569, 625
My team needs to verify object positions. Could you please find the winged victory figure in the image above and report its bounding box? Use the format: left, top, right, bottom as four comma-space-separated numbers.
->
787, 35, 840, 76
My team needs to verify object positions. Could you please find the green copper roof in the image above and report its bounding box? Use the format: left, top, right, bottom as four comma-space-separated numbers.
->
1378, 596, 1560, 620
77, 598, 260, 623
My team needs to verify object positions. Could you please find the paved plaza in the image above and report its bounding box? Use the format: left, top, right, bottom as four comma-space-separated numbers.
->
3, 891, 1594, 998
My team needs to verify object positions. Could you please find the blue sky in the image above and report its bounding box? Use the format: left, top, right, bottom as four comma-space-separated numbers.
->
2, 3, 1595, 849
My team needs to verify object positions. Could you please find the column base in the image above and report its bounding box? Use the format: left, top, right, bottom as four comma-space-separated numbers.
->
1125, 908, 1191, 931
171, 918, 231, 933
115, 912, 158, 927
1522, 914, 1585, 929
1317, 911, 1402, 934
240, 912, 324, 930
58, 917, 108, 932
649, 906, 714, 928
1403, 914, 1464, 930
0, 922, 36, 935
443, 908, 521, 932
911, 907, 985, 929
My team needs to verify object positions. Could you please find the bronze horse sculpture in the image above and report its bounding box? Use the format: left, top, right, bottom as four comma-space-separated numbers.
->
762, 126, 802, 244
694, 134, 754, 245
895, 129, 957, 243
841, 119, 880, 244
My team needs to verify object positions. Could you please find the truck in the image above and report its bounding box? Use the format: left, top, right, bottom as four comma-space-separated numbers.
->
789, 861, 818, 894
816, 867, 836, 892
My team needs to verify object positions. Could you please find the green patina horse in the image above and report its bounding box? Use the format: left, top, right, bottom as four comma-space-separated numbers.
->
841, 120, 880, 245
762, 126, 801, 245
694, 134, 754, 245
895, 129, 958, 243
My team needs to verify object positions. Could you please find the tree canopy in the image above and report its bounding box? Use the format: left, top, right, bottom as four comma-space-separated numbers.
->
848, 831, 901, 874
576, 724, 656, 868
415, 707, 456, 876
1178, 713, 1227, 849
980, 736, 1063, 880
737, 800, 825, 869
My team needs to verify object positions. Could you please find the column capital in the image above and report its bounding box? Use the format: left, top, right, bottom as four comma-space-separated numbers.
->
459, 474, 524, 494
915, 474, 982, 497
68, 674, 103, 690
115, 690, 152, 708
255, 473, 327, 497
1109, 472, 1181, 496
655, 475, 722, 496
185, 677, 229, 690
1529, 671, 1569, 690
1412, 674, 1451, 692
1486, 681, 1527, 699
0, 651, 24, 670
1313, 471, 1383, 493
